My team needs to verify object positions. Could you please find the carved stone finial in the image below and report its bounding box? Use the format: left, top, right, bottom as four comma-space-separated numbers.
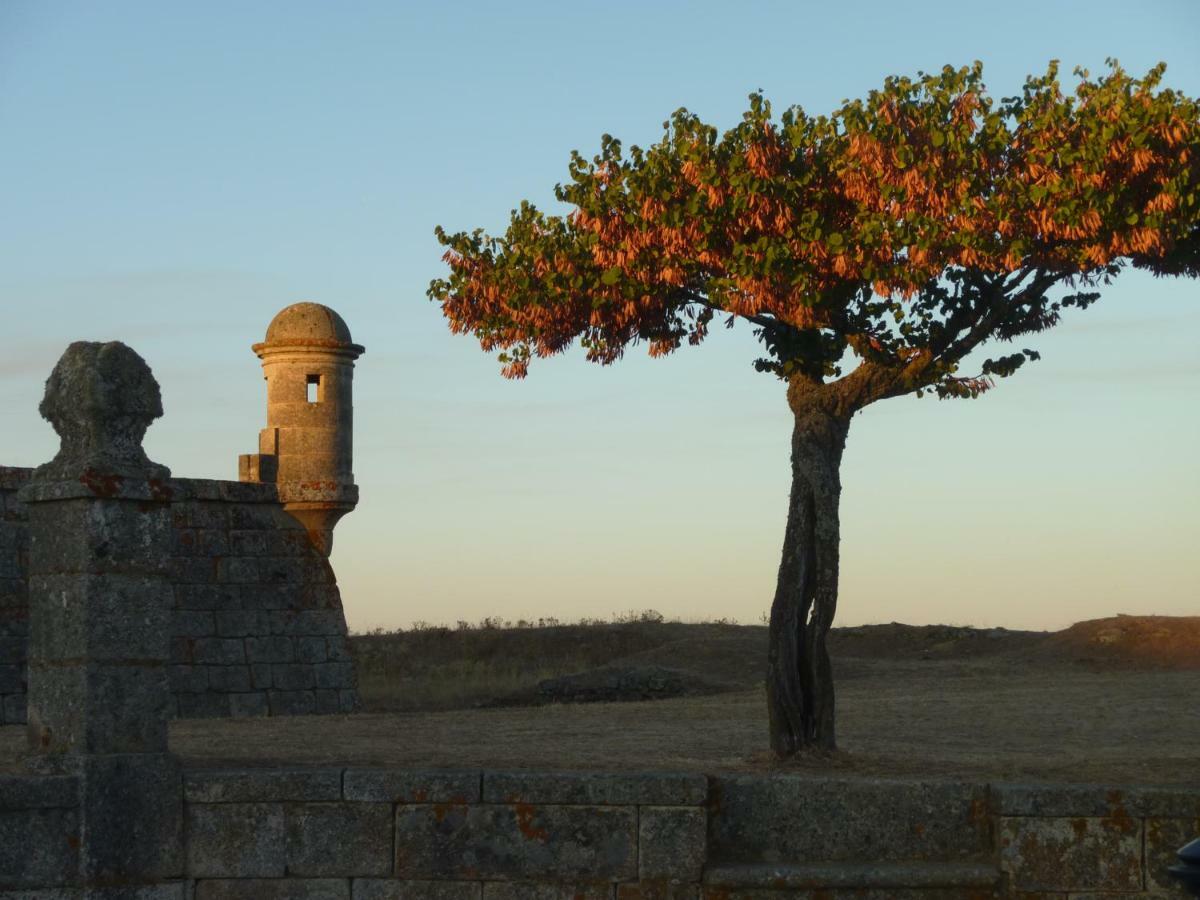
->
36, 341, 170, 481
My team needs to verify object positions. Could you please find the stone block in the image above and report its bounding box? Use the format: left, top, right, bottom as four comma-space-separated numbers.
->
169, 665, 209, 694
206, 666, 253, 693
0, 636, 25, 662
314, 662, 355, 690
314, 689, 341, 714
191, 639, 246, 666
182, 498, 229, 527
228, 503, 287, 530
344, 769, 480, 804
285, 802, 392, 876
484, 770, 707, 806
270, 610, 344, 636
229, 691, 270, 717
0, 770, 73, 806
326, 638, 353, 662
27, 661, 170, 754
269, 690, 317, 715
272, 663, 316, 691
708, 776, 990, 863
998, 815, 1142, 892
0, 807, 80, 889
195, 879, 349, 900
177, 692, 232, 719
297, 637, 328, 664
993, 782, 1200, 818
86, 885, 188, 900
1145, 816, 1200, 896
27, 499, 172, 577
168, 556, 219, 585
216, 558, 262, 584
246, 636, 295, 664
338, 689, 359, 713
258, 557, 310, 584
215, 611, 270, 638
640, 806, 706, 881
77, 754, 184, 884
2, 693, 27, 724
251, 664, 274, 689
483, 886, 612, 900
393, 802, 637, 880
185, 768, 343, 803
186, 802, 285, 877
617, 885, 701, 900
0, 666, 23, 694
172, 611, 216, 637
174, 585, 242, 612
29, 573, 172, 663
174, 528, 229, 558
353, 882, 481, 900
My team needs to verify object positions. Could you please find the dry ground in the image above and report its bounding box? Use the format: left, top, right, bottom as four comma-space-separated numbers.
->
2, 616, 1197, 783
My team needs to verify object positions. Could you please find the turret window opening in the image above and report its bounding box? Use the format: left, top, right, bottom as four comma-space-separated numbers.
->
307, 374, 321, 403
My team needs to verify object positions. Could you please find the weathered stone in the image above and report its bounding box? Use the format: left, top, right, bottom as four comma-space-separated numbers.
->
33, 341, 169, 482
708, 776, 991, 863
214, 611, 269, 638
186, 803, 285, 877
297, 637, 328, 664
998, 815, 1142, 892
484, 771, 707, 807
269, 690, 317, 715
171, 611, 216, 638
1145, 816, 1200, 896
229, 691, 270, 717
353, 881, 482, 900
0, 774, 78, 810
314, 662, 355, 690
273, 663, 316, 691
185, 768, 342, 803
343, 769, 480, 804
393, 802, 637, 880
640, 807, 706, 881
191, 639, 246, 666
284, 802, 392, 876
482, 885, 611, 900
76, 754, 184, 884
205, 666, 252, 693
194, 879, 350, 900
26, 574, 171, 685
0, 807, 80, 889
617, 885, 701, 900
313, 689, 341, 714
703, 860, 1000, 889
177, 692, 232, 719
246, 636, 295, 664
993, 782, 1200, 819
27, 661, 171, 755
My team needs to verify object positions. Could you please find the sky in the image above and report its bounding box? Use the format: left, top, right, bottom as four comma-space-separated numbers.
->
0, 1, 1196, 632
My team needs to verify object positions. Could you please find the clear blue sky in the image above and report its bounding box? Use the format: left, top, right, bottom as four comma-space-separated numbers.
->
1, 1, 1196, 631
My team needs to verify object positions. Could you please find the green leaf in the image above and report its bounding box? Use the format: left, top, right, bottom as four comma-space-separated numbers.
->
600, 267, 621, 286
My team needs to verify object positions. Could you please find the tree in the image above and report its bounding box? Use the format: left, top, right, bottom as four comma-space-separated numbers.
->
428, 61, 1200, 757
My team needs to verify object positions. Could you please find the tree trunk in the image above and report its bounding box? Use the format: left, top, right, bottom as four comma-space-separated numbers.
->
767, 376, 851, 756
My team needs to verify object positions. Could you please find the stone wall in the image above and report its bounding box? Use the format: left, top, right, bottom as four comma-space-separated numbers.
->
2, 768, 1196, 897
0, 469, 357, 725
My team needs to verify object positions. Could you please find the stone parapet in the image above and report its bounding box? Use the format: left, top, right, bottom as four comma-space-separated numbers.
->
2, 768, 1200, 896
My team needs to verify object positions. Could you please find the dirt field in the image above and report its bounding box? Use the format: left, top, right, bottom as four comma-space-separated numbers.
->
2, 616, 1197, 783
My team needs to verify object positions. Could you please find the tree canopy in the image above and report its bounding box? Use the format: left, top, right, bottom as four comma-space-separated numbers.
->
429, 61, 1199, 402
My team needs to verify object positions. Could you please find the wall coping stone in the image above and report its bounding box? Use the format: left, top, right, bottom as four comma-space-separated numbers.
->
184, 768, 343, 803
0, 774, 79, 810
0, 468, 33, 491
991, 781, 1200, 817
704, 860, 1001, 889
482, 770, 708, 806
342, 768, 482, 804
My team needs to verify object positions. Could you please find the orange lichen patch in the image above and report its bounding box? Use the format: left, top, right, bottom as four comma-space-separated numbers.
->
511, 801, 550, 842
79, 469, 123, 498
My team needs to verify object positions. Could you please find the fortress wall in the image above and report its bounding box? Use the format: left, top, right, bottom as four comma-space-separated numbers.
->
3, 768, 1197, 897
0, 471, 357, 726
0, 468, 31, 727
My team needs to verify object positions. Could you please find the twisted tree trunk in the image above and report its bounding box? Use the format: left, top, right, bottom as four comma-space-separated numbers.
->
767, 375, 852, 756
